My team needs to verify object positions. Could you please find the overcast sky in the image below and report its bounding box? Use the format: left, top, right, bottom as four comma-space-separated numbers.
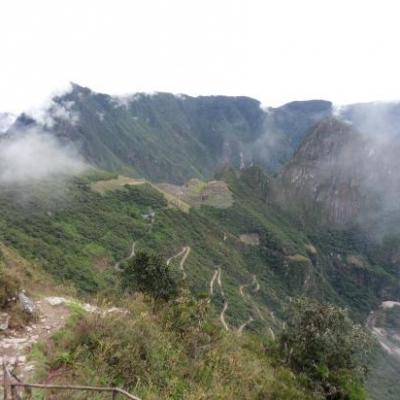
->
1, 0, 400, 113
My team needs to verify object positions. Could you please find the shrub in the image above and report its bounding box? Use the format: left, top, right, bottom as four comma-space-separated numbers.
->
279, 297, 372, 399
0, 263, 20, 309
121, 251, 178, 301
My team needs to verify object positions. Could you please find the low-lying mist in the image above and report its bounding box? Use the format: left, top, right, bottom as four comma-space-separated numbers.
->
0, 129, 87, 186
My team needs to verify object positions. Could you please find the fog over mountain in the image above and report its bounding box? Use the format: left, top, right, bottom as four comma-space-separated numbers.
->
3, 84, 400, 247
5, 85, 400, 213
0, 112, 16, 134
2, 83, 400, 399
3, 2, 400, 399
0, 129, 86, 185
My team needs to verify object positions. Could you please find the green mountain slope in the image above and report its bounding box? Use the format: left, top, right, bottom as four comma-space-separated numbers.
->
1, 167, 397, 399
0, 167, 397, 325
10, 84, 332, 183
3, 88, 400, 399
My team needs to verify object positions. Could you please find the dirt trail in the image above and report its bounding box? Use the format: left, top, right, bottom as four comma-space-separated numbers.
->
238, 316, 254, 334
216, 267, 225, 298
0, 298, 71, 384
253, 304, 265, 321
166, 247, 186, 266
239, 274, 259, 298
239, 283, 249, 298
248, 275, 264, 322
207, 268, 229, 330
268, 327, 275, 340
217, 269, 229, 331
114, 241, 136, 271
209, 269, 219, 297
252, 275, 260, 293
179, 247, 190, 280
0, 297, 123, 387
220, 299, 230, 331
166, 246, 191, 280
236, 274, 262, 333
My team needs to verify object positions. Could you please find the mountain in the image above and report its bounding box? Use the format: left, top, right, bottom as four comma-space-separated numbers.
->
338, 101, 400, 138
8, 84, 332, 183
1, 165, 398, 399
258, 100, 332, 167
274, 117, 400, 226
3, 85, 400, 399
366, 301, 400, 400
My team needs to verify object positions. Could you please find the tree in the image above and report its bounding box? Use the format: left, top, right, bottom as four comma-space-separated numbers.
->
121, 250, 178, 301
279, 297, 372, 400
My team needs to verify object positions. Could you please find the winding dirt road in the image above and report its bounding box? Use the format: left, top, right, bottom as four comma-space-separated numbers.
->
236, 273, 264, 333
220, 298, 230, 331
239, 274, 259, 298
166, 246, 191, 280
238, 316, 254, 334
217, 269, 230, 331
268, 327, 275, 339
252, 275, 260, 293
114, 242, 136, 271
217, 267, 225, 298
209, 269, 219, 297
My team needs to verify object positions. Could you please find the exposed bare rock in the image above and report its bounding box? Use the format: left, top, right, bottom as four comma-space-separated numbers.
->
274, 117, 400, 225
18, 291, 36, 315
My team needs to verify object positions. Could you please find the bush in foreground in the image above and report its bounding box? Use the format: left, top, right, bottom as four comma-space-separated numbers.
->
279, 297, 372, 399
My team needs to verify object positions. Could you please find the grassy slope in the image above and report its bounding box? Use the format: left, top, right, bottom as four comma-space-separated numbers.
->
0, 167, 396, 326
31, 294, 317, 400
15, 85, 333, 185
49, 87, 265, 184
1, 168, 399, 398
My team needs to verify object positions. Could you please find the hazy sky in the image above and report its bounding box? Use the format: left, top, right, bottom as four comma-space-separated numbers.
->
1, 0, 400, 113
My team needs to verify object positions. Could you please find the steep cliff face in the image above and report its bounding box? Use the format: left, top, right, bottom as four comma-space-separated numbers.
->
274, 118, 365, 224
249, 100, 333, 171
274, 117, 400, 225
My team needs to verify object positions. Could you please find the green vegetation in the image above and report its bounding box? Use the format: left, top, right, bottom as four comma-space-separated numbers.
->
4, 88, 400, 399
29, 282, 372, 400
31, 85, 333, 186
91, 175, 146, 194
366, 348, 400, 400
0, 256, 20, 308
33, 293, 317, 400
0, 167, 397, 324
279, 298, 372, 399
385, 306, 400, 330
0, 166, 397, 399
121, 251, 178, 301
50, 86, 268, 184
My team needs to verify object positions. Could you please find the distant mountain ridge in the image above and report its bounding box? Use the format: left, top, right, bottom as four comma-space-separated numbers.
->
274, 117, 400, 227
6, 84, 400, 228
3, 85, 400, 399
7, 84, 333, 183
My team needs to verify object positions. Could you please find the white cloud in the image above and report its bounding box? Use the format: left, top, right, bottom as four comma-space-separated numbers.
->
27, 88, 80, 128
1, 0, 400, 113
0, 129, 87, 184
0, 113, 16, 133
